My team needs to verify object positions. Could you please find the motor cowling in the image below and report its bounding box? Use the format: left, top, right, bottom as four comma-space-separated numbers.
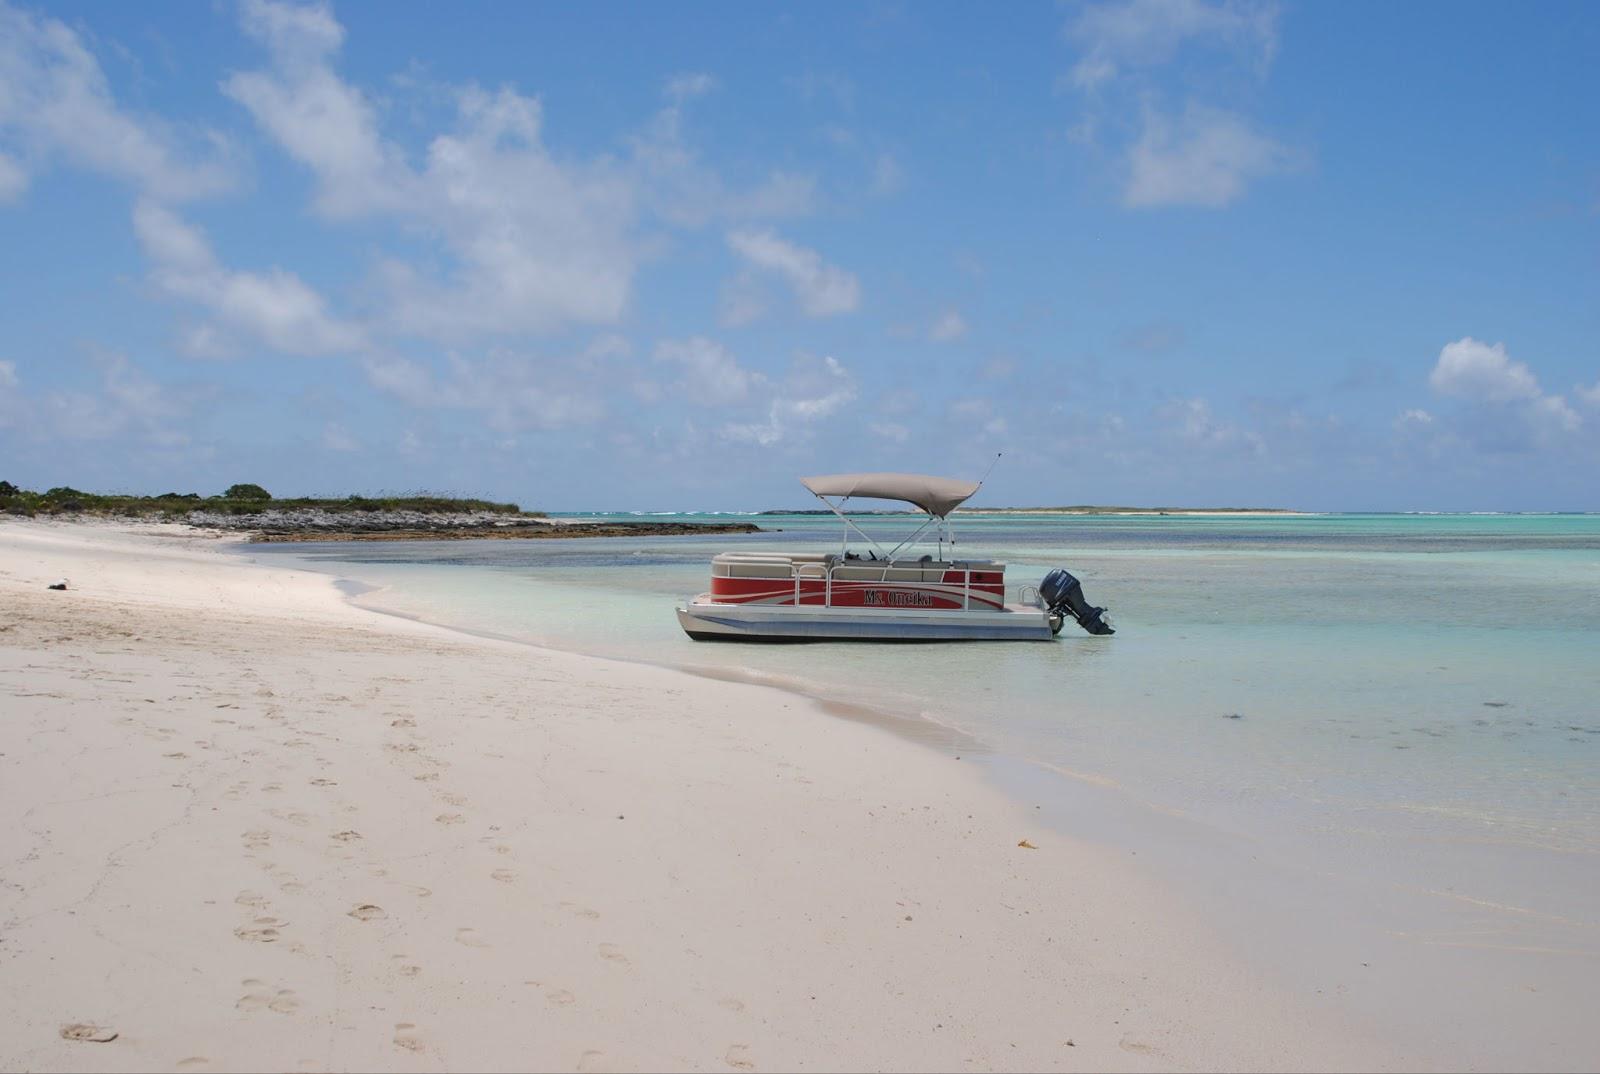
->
1040, 568, 1114, 636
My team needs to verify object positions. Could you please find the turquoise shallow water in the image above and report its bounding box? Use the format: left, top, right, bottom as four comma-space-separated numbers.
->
251, 512, 1600, 850
246, 511, 1600, 1053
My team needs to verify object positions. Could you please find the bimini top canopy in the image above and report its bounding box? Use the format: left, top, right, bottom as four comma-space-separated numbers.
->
800, 472, 981, 518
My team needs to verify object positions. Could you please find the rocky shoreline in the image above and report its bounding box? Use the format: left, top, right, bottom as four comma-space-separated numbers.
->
179, 508, 763, 542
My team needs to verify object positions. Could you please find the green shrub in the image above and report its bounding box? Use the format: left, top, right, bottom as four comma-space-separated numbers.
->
224, 483, 272, 501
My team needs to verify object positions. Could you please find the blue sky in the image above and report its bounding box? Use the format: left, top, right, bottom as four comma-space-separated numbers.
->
0, 0, 1596, 510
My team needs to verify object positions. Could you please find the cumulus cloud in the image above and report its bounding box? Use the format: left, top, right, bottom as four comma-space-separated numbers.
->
0, 151, 26, 201
928, 310, 968, 343
1062, 0, 1294, 209
1124, 103, 1297, 208
654, 337, 765, 406
1578, 380, 1600, 407
2, 351, 197, 447
1419, 337, 1582, 445
361, 336, 626, 432
726, 229, 859, 317
133, 200, 364, 356
629, 73, 815, 228
225, 0, 636, 340
721, 355, 856, 445
1428, 338, 1541, 402
1161, 396, 1265, 454
0, 1, 234, 200
1066, 0, 1278, 90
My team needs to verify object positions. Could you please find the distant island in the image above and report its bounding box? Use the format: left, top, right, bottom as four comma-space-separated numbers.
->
0, 482, 761, 541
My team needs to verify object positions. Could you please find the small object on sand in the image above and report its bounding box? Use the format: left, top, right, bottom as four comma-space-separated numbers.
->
59, 1024, 117, 1043
1483, 700, 1510, 708
1223, 712, 1243, 719
47, 578, 69, 591
1017, 839, 1038, 850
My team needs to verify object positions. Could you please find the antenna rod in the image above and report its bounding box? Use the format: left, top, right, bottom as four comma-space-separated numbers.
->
977, 451, 1003, 487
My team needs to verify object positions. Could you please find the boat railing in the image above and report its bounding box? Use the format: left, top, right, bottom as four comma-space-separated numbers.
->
765, 556, 988, 609
1016, 584, 1043, 608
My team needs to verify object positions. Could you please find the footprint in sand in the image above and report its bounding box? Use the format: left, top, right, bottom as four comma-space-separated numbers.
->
331, 830, 362, 843
546, 988, 576, 1006
268, 809, 310, 827
598, 943, 629, 965
347, 904, 387, 922
407, 885, 432, 899
241, 829, 271, 850
577, 1049, 609, 1072
490, 868, 516, 884
454, 927, 489, 948
234, 921, 283, 943
438, 791, 467, 807
59, 1024, 118, 1043
174, 1058, 210, 1069
435, 813, 465, 826
718, 998, 746, 1013
236, 982, 299, 1014
234, 891, 267, 909
561, 902, 600, 920
391, 718, 416, 728
162, 752, 188, 760
392, 1023, 424, 1053
397, 965, 422, 978
724, 1044, 756, 1071
309, 778, 337, 787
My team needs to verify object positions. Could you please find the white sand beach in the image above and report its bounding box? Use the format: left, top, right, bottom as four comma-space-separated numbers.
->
0, 520, 1397, 1073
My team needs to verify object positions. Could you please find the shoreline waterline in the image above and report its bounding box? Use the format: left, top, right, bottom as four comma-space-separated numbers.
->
1, 517, 1414, 1072
237, 513, 1600, 1071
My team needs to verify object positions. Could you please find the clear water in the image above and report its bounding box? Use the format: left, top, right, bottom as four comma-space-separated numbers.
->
244, 511, 1600, 1054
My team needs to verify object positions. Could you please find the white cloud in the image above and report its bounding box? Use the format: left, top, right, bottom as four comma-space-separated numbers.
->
0, 2, 233, 200
0, 358, 19, 429
1533, 394, 1581, 434
1428, 338, 1540, 402
654, 337, 765, 406
872, 152, 904, 195
0, 151, 26, 201
1420, 337, 1582, 444
721, 355, 856, 445
1578, 380, 1600, 407
1162, 396, 1265, 454
1396, 408, 1434, 426
1062, 1, 1293, 210
1067, 0, 1278, 90
226, 1, 636, 340
361, 337, 624, 432
1124, 103, 1297, 208
869, 422, 909, 443
928, 310, 968, 343
726, 229, 859, 317
3, 351, 196, 447
628, 80, 815, 228
664, 72, 716, 102
133, 200, 363, 356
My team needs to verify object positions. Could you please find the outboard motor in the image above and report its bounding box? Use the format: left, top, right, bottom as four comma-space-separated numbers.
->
1039, 568, 1114, 636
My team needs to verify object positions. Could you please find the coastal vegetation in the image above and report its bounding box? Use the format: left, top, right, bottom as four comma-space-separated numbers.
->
0, 481, 534, 519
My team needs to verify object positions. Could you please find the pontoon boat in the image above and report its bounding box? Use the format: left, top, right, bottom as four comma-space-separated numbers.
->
676, 473, 1113, 641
